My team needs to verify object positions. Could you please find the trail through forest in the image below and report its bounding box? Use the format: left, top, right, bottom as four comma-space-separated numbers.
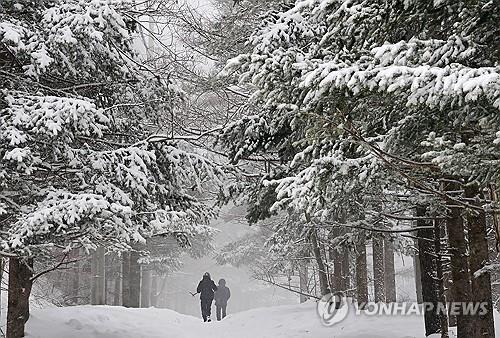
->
25, 302, 431, 338
26, 301, 500, 338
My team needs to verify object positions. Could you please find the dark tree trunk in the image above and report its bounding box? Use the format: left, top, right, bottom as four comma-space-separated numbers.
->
129, 250, 141, 307
372, 234, 386, 303
7, 258, 33, 338
384, 238, 397, 302
487, 185, 500, 316
465, 184, 495, 338
413, 250, 423, 304
356, 233, 368, 308
121, 252, 130, 307
434, 218, 449, 338
329, 226, 345, 293
442, 225, 457, 327
310, 228, 329, 296
416, 205, 441, 336
444, 267, 457, 327
331, 247, 344, 292
342, 249, 351, 297
486, 185, 500, 313
444, 179, 473, 338
1, 256, 4, 321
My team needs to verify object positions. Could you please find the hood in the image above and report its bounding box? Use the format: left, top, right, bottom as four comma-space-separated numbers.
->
218, 278, 226, 286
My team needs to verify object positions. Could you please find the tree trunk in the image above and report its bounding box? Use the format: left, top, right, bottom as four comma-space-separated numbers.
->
444, 179, 473, 338
356, 233, 368, 308
329, 226, 345, 293
384, 238, 396, 302
91, 247, 105, 305
372, 234, 386, 303
310, 228, 329, 296
140, 267, 152, 308
331, 247, 344, 292
342, 249, 351, 297
7, 258, 33, 338
487, 184, 500, 315
129, 250, 141, 307
0, 256, 4, 323
121, 252, 130, 307
299, 261, 309, 303
413, 251, 423, 304
441, 223, 457, 327
434, 218, 449, 338
416, 205, 441, 336
465, 184, 495, 338
444, 266, 457, 326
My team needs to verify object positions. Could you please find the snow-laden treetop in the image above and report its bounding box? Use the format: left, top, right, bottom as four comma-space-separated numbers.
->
0, 0, 225, 255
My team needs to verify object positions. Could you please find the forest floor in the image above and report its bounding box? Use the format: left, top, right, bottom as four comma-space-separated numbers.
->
23, 301, 489, 338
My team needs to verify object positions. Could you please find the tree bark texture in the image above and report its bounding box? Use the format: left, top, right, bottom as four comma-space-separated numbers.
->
310, 228, 329, 296
7, 258, 33, 338
356, 233, 368, 308
444, 180, 473, 338
384, 238, 397, 302
465, 184, 495, 338
416, 205, 441, 337
372, 234, 386, 303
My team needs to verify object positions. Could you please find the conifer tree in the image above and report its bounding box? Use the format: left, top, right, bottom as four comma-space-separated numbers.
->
0, 1, 224, 335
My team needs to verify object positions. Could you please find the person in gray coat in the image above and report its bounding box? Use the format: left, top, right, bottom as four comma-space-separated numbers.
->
214, 278, 231, 321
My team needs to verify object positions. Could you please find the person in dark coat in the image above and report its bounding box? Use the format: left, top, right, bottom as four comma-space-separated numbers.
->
214, 278, 231, 321
196, 272, 217, 322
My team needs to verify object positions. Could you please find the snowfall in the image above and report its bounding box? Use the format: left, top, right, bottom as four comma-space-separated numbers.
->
23, 301, 500, 338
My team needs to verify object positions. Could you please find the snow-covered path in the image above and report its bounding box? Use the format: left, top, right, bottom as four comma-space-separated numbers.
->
25, 302, 433, 338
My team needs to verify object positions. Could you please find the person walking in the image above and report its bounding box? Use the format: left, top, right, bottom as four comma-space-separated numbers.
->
214, 278, 231, 321
196, 272, 217, 322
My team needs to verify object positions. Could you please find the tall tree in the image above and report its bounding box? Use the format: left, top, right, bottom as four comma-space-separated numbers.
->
355, 233, 368, 308
218, 1, 499, 336
0, 1, 224, 334
6, 258, 32, 338
444, 180, 473, 337
372, 234, 386, 303
416, 205, 442, 337
384, 238, 397, 302
466, 183, 495, 338
129, 250, 141, 308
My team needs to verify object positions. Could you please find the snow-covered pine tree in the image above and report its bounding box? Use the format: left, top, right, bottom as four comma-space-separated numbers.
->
0, 1, 224, 336
220, 0, 499, 336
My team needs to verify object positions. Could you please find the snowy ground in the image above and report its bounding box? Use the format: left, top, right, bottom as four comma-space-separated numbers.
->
26, 301, 500, 338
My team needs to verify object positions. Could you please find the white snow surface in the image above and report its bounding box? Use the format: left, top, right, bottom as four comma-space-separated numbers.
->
26, 301, 500, 338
